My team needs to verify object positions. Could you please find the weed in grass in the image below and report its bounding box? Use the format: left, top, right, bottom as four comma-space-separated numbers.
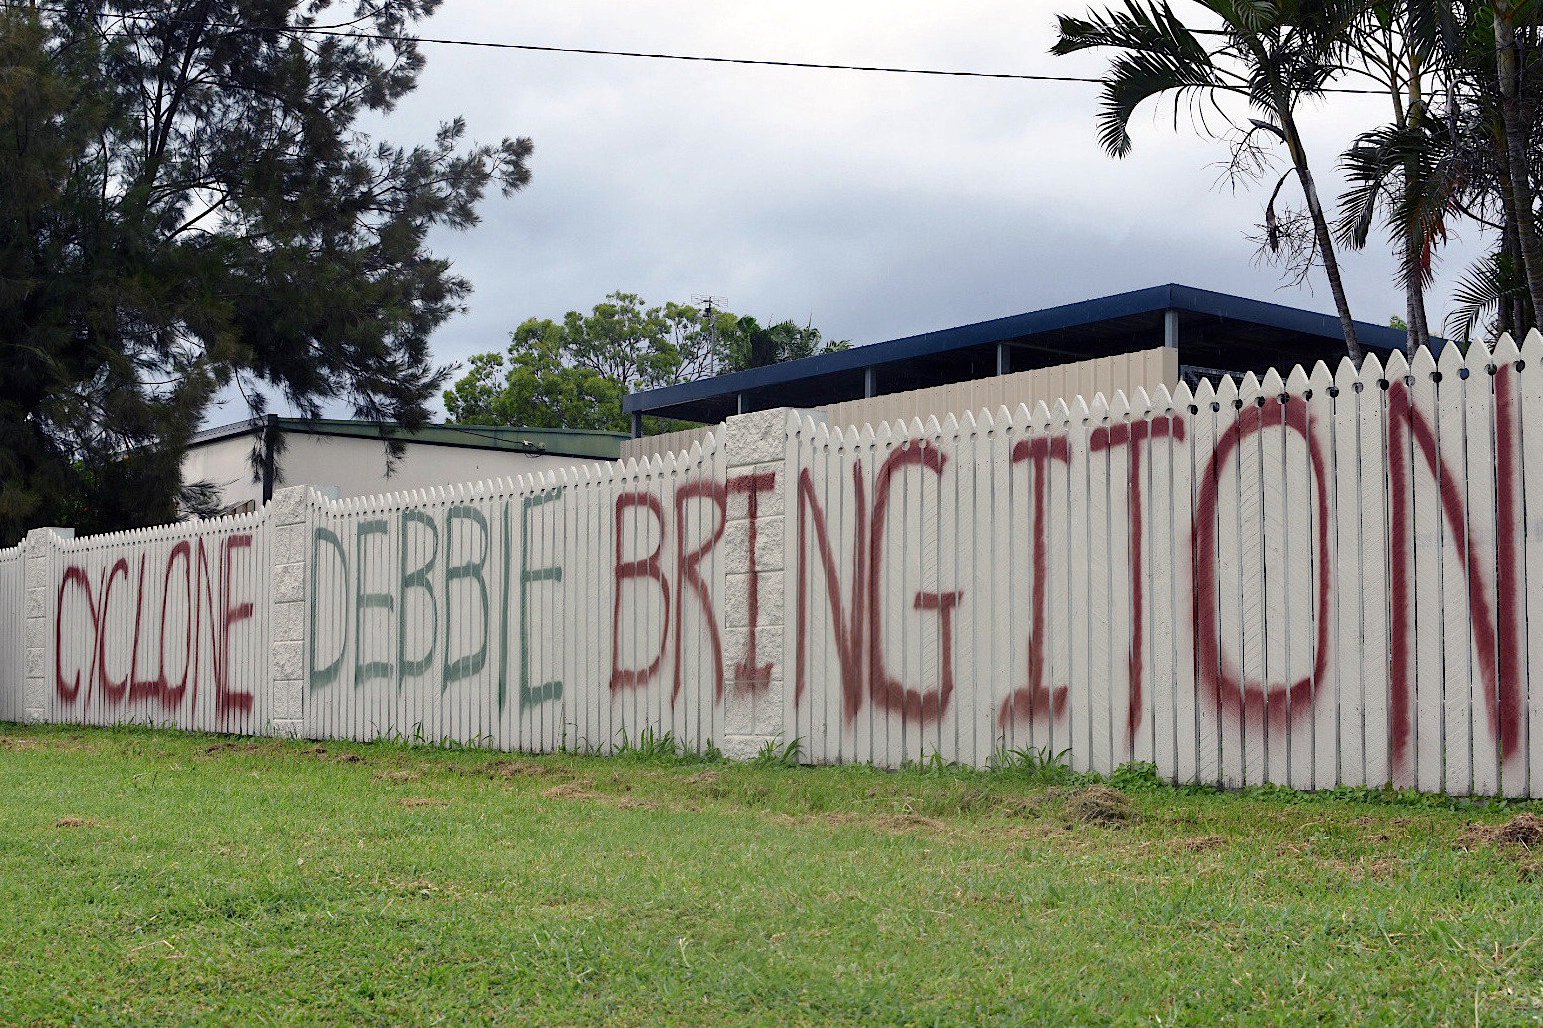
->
611, 728, 726, 767
1109, 761, 1164, 792
752, 737, 802, 768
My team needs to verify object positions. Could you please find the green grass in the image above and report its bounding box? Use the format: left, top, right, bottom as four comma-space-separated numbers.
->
3, 725, 1543, 1024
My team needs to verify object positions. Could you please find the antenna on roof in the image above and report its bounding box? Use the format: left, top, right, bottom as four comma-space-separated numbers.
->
693, 294, 728, 372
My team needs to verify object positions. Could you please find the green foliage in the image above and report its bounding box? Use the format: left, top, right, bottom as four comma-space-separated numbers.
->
752, 737, 804, 768
1108, 760, 1165, 792
1049, 0, 1388, 359
0, 3, 530, 544
612, 727, 686, 763
988, 745, 1091, 786
443, 292, 846, 432
611, 727, 725, 766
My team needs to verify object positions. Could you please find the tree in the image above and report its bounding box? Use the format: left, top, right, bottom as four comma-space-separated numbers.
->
0, 2, 530, 544
444, 293, 846, 432
1053, 0, 1367, 360
1333, 2, 1449, 352
1489, 0, 1543, 319
1334, 1, 1543, 348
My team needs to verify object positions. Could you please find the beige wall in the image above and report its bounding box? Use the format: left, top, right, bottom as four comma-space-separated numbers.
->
622, 347, 1179, 460
182, 434, 262, 510
183, 431, 595, 512
820, 347, 1179, 431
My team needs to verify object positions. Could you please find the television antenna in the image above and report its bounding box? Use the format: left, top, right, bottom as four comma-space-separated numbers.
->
692, 293, 727, 359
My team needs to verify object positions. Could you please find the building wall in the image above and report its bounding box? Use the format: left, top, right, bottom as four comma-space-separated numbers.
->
12, 335, 1543, 797
184, 431, 599, 512
621, 347, 1179, 461
181, 433, 262, 510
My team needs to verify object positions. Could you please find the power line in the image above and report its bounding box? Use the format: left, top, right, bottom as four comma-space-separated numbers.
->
20, 5, 1391, 95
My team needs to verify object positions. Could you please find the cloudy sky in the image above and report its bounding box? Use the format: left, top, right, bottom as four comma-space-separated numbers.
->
264, 0, 1492, 419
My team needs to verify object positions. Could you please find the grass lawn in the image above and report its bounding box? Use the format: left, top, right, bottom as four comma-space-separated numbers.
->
2, 725, 1543, 1023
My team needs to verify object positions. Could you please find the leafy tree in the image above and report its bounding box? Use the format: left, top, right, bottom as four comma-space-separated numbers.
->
0, 2, 529, 543
444, 293, 846, 432
1053, 0, 1367, 359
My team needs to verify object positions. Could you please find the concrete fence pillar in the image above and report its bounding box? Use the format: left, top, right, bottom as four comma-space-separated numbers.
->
21, 526, 73, 724
718, 408, 801, 760
267, 486, 314, 737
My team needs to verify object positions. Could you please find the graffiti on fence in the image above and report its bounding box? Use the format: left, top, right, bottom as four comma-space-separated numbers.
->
793, 367, 1529, 780
35, 343, 1539, 790
54, 534, 257, 720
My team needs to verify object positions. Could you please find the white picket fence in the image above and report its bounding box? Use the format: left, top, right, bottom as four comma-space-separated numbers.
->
38, 510, 273, 734
5, 334, 1543, 797
0, 547, 22, 724
303, 432, 731, 753
788, 337, 1534, 794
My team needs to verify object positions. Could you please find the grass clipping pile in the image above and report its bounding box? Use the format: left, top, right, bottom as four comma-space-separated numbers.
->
1458, 812, 1543, 850
1062, 785, 1139, 827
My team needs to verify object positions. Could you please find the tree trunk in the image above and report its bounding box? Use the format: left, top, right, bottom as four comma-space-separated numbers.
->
1405, 221, 1431, 352
1281, 112, 1363, 362
1494, 3, 1543, 329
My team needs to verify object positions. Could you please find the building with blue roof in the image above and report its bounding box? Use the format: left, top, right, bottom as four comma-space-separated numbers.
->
623, 284, 1419, 434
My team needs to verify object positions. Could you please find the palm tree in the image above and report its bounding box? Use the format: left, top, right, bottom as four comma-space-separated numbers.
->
1346, 0, 1543, 343
1053, 0, 1366, 360
1334, 2, 1447, 351
1489, 0, 1543, 319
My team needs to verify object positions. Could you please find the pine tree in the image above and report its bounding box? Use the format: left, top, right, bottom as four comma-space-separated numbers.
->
0, 2, 531, 543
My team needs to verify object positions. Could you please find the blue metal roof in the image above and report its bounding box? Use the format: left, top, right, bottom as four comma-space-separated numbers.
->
625, 284, 1420, 424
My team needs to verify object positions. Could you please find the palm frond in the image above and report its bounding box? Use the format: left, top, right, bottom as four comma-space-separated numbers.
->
1053, 0, 1225, 155
1445, 249, 1522, 344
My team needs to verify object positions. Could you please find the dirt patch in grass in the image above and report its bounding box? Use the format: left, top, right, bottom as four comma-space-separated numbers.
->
54, 816, 100, 828
398, 797, 448, 808
1458, 813, 1543, 850
613, 797, 661, 812
333, 753, 366, 764
1064, 785, 1139, 827
0, 737, 40, 751
202, 741, 263, 754
684, 770, 720, 786
542, 781, 599, 802
483, 759, 555, 779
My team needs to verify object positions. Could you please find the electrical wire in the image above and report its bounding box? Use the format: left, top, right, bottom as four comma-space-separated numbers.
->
17, 4, 1392, 95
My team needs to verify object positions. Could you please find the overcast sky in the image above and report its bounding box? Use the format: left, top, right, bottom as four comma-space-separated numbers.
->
240, 0, 1492, 421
